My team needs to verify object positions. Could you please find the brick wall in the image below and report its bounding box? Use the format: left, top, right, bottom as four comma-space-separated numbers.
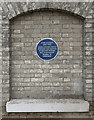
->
10, 10, 83, 99
0, 2, 93, 119
92, 2, 94, 115
0, 5, 2, 120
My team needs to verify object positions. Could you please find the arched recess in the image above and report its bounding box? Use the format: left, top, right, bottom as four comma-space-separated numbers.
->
8, 8, 85, 99
1, 2, 93, 115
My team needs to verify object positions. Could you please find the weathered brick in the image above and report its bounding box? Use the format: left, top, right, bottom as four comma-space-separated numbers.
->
64, 78, 71, 82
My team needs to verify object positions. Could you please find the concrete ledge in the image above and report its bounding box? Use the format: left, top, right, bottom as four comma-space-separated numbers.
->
6, 99, 89, 113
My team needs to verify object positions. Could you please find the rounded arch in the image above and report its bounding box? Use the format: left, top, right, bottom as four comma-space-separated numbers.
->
9, 8, 85, 22
1, 2, 93, 20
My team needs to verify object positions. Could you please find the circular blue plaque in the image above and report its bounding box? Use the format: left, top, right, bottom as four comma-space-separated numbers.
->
36, 38, 58, 60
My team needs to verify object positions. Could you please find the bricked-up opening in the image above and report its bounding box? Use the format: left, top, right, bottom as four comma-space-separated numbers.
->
10, 10, 84, 99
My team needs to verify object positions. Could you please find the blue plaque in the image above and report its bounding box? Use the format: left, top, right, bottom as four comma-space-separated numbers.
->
36, 38, 58, 60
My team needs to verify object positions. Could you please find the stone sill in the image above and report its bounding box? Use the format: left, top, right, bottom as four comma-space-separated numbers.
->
6, 99, 89, 113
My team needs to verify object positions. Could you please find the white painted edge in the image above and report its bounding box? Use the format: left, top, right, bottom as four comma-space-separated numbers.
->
6, 99, 89, 113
